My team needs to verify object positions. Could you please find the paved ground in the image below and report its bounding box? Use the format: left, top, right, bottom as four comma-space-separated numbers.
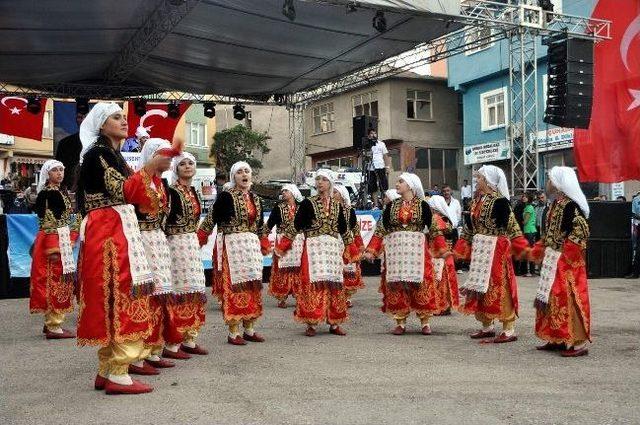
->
1, 274, 639, 425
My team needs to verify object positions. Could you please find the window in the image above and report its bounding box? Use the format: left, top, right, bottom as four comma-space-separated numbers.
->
406, 90, 433, 120
465, 27, 494, 55
312, 102, 335, 134
186, 122, 206, 148
43, 110, 53, 139
457, 93, 464, 122
352, 91, 378, 117
480, 88, 507, 131
414, 148, 458, 189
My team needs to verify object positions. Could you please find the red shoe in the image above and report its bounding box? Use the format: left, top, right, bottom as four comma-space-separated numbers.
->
470, 330, 496, 339
277, 300, 287, 309
434, 309, 452, 316
128, 362, 160, 376
305, 327, 316, 337
145, 358, 175, 368
243, 332, 265, 343
421, 324, 432, 335
180, 344, 209, 355
493, 332, 518, 343
162, 348, 192, 360
560, 347, 589, 357
329, 326, 347, 336
536, 342, 565, 351
227, 335, 247, 345
392, 325, 405, 335
94, 374, 107, 391
45, 329, 76, 339
105, 379, 153, 395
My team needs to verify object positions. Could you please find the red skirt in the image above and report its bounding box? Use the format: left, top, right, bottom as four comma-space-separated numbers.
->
535, 248, 591, 345
343, 263, 364, 295
294, 242, 347, 326
433, 256, 459, 312
268, 256, 299, 300
216, 248, 263, 324
77, 208, 152, 346
459, 236, 519, 321
171, 295, 207, 335
29, 230, 73, 314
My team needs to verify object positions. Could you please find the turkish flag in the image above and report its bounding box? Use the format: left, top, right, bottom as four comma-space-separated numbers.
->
126, 101, 191, 140
574, 0, 640, 182
0, 96, 47, 140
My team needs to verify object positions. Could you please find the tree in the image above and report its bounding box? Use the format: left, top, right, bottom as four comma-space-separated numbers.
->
211, 125, 271, 176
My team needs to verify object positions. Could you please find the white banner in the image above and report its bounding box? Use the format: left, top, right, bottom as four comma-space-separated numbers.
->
530, 127, 574, 153
464, 139, 510, 165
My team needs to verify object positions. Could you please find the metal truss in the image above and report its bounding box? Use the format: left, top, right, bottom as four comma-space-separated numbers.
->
103, 0, 201, 83
288, 104, 307, 183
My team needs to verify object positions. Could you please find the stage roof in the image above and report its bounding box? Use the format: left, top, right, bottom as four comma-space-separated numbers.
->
0, 0, 460, 97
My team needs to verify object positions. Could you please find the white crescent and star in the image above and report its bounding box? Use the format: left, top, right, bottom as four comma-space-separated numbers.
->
139, 108, 168, 132
620, 13, 640, 111
1, 96, 28, 115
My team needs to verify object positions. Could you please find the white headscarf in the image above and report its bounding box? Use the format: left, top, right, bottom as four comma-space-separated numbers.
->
477, 165, 510, 199
334, 184, 351, 207
135, 125, 149, 139
282, 183, 303, 202
229, 161, 252, 188
427, 195, 454, 224
79, 102, 122, 161
315, 169, 334, 194
138, 137, 172, 171
222, 182, 233, 191
385, 188, 400, 202
399, 172, 425, 199
171, 152, 197, 184
548, 166, 590, 218
37, 160, 64, 193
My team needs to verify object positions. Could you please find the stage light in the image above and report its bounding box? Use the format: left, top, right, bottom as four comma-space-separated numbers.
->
26, 96, 41, 115
75, 97, 89, 115
233, 103, 246, 121
273, 94, 286, 106
282, 0, 296, 21
372, 10, 386, 33
133, 98, 147, 117
538, 0, 554, 12
167, 101, 180, 119
203, 102, 216, 118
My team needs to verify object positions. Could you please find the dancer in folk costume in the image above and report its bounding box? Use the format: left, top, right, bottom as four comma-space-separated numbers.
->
76, 103, 155, 395
198, 161, 268, 346
453, 165, 530, 343
427, 195, 460, 316
262, 184, 304, 309
165, 152, 208, 355
528, 166, 591, 357
30, 160, 79, 339
275, 170, 360, 337
364, 173, 447, 335
125, 138, 189, 374
333, 185, 365, 308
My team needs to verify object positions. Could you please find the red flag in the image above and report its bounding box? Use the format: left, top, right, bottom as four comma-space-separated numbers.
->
0, 96, 47, 140
574, 0, 640, 182
126, 101, 191, 140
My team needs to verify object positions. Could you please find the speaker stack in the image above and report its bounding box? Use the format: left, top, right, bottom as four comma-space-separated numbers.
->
543, 35, 594, 129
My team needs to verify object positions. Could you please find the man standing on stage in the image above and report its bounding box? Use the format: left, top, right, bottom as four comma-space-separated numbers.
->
366, 129, 390, 208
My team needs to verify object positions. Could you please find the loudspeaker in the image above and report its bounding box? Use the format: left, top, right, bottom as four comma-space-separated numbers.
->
586, 202, 632, 278
353, 115, 378, 150
543, 36, 594, 129
588, 201, 631, 240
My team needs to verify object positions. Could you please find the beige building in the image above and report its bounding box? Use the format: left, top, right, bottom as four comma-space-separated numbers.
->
304, 71, 464, 189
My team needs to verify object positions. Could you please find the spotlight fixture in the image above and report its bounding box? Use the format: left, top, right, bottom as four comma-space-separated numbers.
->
233, 103, 246, 121
273, 94, 286, 106
26, 96, 41, 115
203, 101, 216, 118
75, 97, 90, 115
372, 10, 386, 33
133, 98, 147, 117
282, 0, 296, 21
346, 3, 357, 14
538, 0, 554, 12
167, 101, 180, 119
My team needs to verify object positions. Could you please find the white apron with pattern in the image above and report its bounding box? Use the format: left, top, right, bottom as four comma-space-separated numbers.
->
277, 233, 305, 269
141, 228, 173, 296
111, 205, 154, 289
432, 257, 445, 281
167, 232, 206, 295
223, 232, 263, 287
305, 234, 344, 285
535, 247, 562, 308
383, 231, 425, 285
56, 225, 76, 276
461, 234, 498, 295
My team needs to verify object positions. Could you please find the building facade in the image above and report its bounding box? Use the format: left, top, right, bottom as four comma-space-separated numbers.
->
303, 72, 463, 189
447, 0, 640, 199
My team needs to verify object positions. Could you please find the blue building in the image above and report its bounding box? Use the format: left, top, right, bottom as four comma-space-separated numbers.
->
446, 0, 626, 199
